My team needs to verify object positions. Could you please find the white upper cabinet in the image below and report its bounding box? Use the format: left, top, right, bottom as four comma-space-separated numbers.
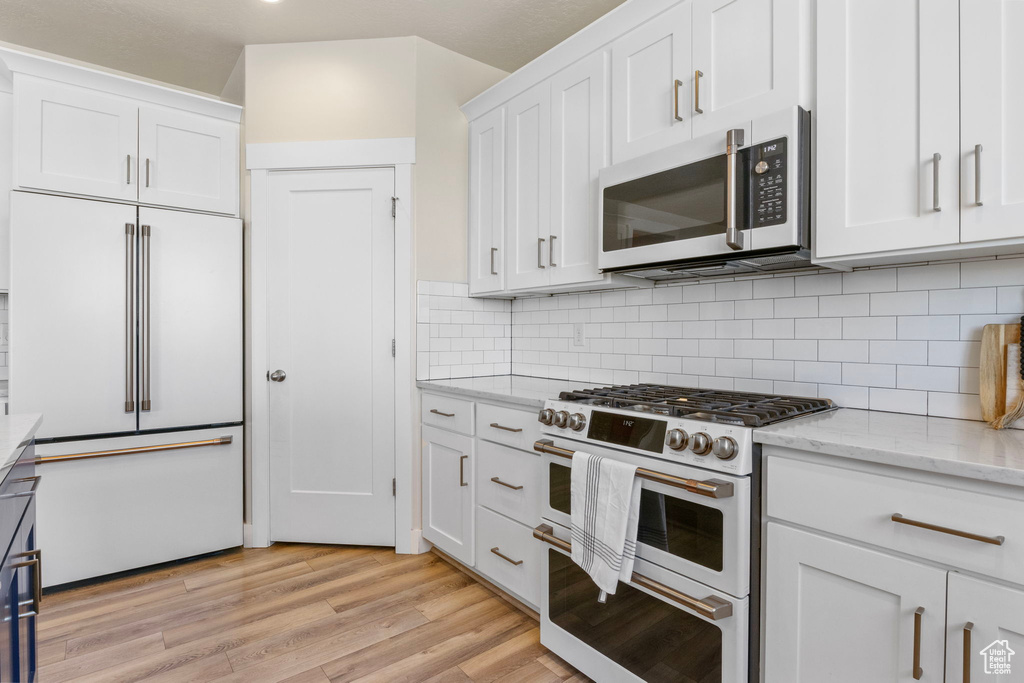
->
611, 2, 692, 163
690, 0, 802, 137
959, 0, 1024, 243
138, 106, 239, 215
505, 82, 552, 291
816, 0, 961, 260
15, 76, 139, 202
549, 51, 607, 287
467, 108, 505, 296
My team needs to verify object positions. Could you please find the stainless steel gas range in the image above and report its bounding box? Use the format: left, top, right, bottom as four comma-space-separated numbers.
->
529, 384, 833, 683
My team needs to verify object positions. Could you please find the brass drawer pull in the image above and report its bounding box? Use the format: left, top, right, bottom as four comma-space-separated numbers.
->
36, 436, 233, 464
459, 455, 468, 487
489, 422, 522, 433
490, 547, 523, 566
891, 513, 1004, 546
964, 621, 974, 683
430, 409, 455, 417
490, 477, 523, 491
913, 606, 924, 680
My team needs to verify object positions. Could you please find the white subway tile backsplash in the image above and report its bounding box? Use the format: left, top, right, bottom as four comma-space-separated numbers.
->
869, 340, 928, 365
735, 298, 775, 319
927, 392, 983, 421
896, 365, 959, 392
897, 315, 960, 341
795, 361, 842, 384
753, 359, 794, 381
734, 339, 775, 359
961, 257, 1024, 288
870, 388, 928, 415
819, 384, 869, 409
795, 273, 843, 296
753, 277, 794, 299
928, 341, 981, 368
795, 318, 843, 340
898, 263, 960, 291
843, 317, 897, 340
959, 314, 1022, 341
774, 340, 817, 361
683, 284, 716, 303
819, 340, 869, 363
842, 363, 896, 388
753, 318, 795, 339
870, 291, 929, 316
998, 287, 1024, 314
929, 288, 997, 315
775, 297, 818, 318
843, 269, 897, 294
699, 301, 735, 320
819, 294, 870, 317
652, 286, 683, 304
716, 280, 753, 301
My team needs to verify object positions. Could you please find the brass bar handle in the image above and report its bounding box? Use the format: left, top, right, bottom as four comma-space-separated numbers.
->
549, 235, 556, 267
36, 436, 233, 464
537, 238, 546, 269
0, 475, 41, 500
10, 558, 41, 616
459, 454, 468, 487
141, 225, 152, 412
913, 606, 924, 680
126, 154, 131, 184
933, 152, 942, 212
125, 223, 135, 413
891, 513, 1005, 546
534, 440, 734, 499
964, 621, 973, 683
673, 79, 683, 121
489, 423, 523, 433
490, 476, 523, 491
145, 158, 151, 188
532, 524, 733, 620
974, 144, 983, 206
490, 547, 523, 566
490, 247, 498, 275
429, 409, 455, 417
694, 70, 704, 114
725, 129, 745, 251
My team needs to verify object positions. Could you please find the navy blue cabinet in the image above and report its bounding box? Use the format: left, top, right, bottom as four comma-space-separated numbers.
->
0, 444, 39, 682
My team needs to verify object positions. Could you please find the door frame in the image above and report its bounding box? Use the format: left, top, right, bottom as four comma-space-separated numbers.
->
246, 137, 418, 553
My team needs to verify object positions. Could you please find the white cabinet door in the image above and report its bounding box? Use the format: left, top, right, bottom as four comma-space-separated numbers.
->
138, 106, 239, 215
137, 208, 242, 431
610, 2, 692, 163
690, 0, 801, 137
422, 425, 474, 566
815, 0, 960, 259
15, 76, 139, 202
0, 91, 12, 291
468, 108, 505, 295
505, 83, 552, 291
947, 573, 1024, 682
10, 192, 139, 439
765, 523, 947, 683
549, 52, 607, 287
960, 0, 1024, 243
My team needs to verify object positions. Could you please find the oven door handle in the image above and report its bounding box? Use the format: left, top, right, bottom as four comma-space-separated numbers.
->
534, 439, 734, 499
533, 524, 734, 621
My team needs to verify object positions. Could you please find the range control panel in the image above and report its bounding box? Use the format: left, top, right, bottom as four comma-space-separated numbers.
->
752, 136, 787, 227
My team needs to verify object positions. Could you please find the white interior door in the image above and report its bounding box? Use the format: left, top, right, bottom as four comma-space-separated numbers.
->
137, 207, 242, 431
10, 192, 138, 439
268, 167, 396, 545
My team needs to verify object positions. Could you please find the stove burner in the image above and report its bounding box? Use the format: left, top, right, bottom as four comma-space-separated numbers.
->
556, 384, 834, 428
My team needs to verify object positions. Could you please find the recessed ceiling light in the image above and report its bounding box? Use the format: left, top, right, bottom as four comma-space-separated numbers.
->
261, 0, 281, 4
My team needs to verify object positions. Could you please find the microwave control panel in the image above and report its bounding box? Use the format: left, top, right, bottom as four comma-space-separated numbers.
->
752, 137, 787, 227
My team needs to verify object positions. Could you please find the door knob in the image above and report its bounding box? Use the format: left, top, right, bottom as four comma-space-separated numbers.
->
269, 370, 287, 382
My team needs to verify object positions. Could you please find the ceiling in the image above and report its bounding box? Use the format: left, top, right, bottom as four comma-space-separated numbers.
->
0, 0, 627, 97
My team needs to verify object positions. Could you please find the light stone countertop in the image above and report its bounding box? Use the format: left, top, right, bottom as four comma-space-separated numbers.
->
0, 413, 43, 486
417, 375, 593, 410
754, 408, 1024, 487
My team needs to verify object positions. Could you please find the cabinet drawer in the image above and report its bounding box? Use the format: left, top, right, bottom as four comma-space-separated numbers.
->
767, 454, 1024, 585
421, 394, 474, 435
476, 505, 542, 607
475, 403, 542, 451
476, 440, 542, 526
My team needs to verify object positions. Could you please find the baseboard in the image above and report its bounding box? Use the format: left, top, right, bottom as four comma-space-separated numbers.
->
430, 548, 540, 622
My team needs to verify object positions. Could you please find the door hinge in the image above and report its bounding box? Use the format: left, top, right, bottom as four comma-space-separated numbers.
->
391, 196, 397, 218
392, 478, 396, 496
391, 339, 396, 357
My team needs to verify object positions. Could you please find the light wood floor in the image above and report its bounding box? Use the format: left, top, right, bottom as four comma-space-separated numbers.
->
37, 544, 589, 682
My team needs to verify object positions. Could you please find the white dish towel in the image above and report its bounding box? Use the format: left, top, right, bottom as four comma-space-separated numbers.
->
570, 450, 641, 599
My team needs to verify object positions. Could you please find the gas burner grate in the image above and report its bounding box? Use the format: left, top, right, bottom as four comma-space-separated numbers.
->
557, 384, 834, 427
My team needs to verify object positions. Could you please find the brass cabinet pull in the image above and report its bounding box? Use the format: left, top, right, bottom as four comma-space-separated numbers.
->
459, 455, 468, 487
429, 409, 455, 417
913, 606, 924, 680
673, 79, 683, 121
490, 547, 523, 566
964, 621, 974, 683
10, 557, 41, 617
933, 153, 942, 212
145, 158, 151, 188
489, 423, 523, 433
548, 235, 556, 267
140, 225, 152, 412
125, 223, 136, 413
36, 436, 233, 464
0, 475, 41, 500
534, 439, 733, 499
891, 513, 1005, 546
974, 144, 983, 206
533, 524, 733, 620
537, 238, 546, 269
126, 154, 131, 184
490, 476, 523, 491
490, 247, 498, 275
694, 70, 704, 114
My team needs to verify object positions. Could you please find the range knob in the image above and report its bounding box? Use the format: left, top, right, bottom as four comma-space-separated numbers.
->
755, 160, 770, 175
690, 432, 712, 456
568, 413, 587, 432
665, 429, 689, 451
538, 409, 554, 425
553, 411, 570, 429
712, 436, 738, 461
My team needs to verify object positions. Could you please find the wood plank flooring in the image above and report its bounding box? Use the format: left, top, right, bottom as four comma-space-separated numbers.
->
38, 544, 589, 682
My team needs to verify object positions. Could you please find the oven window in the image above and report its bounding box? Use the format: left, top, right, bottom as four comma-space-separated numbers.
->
548, 549, 722, 682
603, 154, 729, 253
550, 462, 724, 572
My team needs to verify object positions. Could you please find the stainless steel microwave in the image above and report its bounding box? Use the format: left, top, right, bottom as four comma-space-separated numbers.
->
598, 106, 811, 280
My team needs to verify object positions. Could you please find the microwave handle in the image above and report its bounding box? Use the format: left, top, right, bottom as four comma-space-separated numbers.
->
725, 128, 745, 251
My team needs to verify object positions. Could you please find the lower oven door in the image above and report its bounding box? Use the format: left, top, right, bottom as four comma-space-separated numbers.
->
540, 442, 750, 598
536, 522, 748, 683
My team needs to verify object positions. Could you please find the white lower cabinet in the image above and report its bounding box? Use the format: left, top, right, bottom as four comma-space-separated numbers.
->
421, 424, 475, 566
476, 505, 542, 607
946, 573, 1024, 681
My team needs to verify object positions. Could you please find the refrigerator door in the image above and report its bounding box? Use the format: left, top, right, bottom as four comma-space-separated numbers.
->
10, 192, 139, 439
137, 207, 242, 431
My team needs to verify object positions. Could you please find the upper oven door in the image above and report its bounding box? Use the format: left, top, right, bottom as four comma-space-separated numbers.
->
540, 439, 750, 598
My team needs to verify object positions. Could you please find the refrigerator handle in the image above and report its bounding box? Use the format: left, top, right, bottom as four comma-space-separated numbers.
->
141, 225, 152, 412
124, 223, 135, 413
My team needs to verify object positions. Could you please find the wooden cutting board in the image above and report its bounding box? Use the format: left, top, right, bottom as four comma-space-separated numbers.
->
980, 323, 1022, 423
